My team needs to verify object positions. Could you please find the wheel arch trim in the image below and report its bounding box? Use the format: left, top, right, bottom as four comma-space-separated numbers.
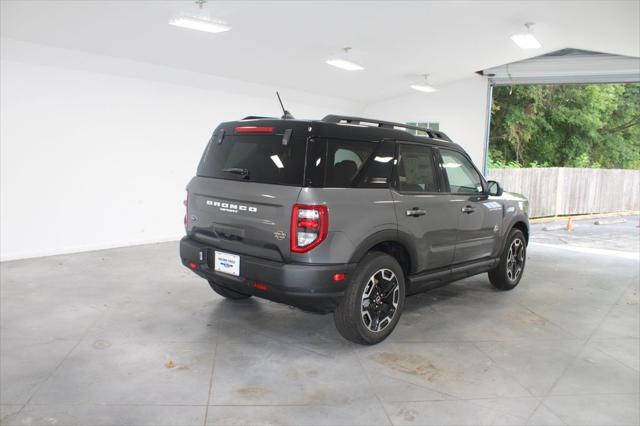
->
348, 229, 419, 274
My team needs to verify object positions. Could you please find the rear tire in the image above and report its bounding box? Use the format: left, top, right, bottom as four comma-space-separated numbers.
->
208, 280, 252, 300
489, 229, 527, 291
334, 252, 406, 345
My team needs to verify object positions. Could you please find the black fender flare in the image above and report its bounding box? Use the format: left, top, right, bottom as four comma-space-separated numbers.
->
348, 228, 419, 274
501, 213, 530, 253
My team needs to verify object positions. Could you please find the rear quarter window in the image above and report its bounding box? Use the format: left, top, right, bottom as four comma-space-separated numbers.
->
305, 138, 392, 188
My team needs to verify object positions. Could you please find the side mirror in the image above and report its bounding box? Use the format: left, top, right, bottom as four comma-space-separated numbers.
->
487, 180, 503, 196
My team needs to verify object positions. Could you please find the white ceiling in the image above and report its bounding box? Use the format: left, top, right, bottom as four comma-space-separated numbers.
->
1, 0, 639, 102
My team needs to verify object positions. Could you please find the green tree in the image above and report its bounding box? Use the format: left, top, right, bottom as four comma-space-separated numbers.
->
489, 83, 640, 169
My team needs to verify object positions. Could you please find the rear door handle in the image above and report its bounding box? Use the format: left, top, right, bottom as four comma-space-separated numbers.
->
461, 206, 476, 214
406, 208, 427, 217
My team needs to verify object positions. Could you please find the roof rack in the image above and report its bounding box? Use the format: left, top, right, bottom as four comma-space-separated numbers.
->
242, 116, 278, 120
322, 115, 451, 141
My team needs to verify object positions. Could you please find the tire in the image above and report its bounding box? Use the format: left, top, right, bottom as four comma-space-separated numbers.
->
489, 228, 527, 291
334, 252, 406, 345
208, 280, 252, 300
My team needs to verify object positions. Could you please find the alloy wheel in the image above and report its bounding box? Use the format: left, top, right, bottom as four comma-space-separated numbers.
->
506, 238, 525, 281
361, 268, 400, 332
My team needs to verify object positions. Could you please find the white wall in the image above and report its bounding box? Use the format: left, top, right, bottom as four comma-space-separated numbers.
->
1, 39, 491, 261
362, 76, 490, 168
0, 38, 363, 261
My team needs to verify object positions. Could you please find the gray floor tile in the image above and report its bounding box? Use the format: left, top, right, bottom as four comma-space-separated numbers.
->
0, 339, 78, 404
384, 398, 537, 426
30, 339, 216, 405
206, 399, 391, 425
0, 404, 205, 426
475, 339, 584, 396
1, 235, 638, 425
526, 403, 567, 426
358, 342, 532, 399
550, 343, 640, 395
209, 340, 368, 405
591, 338, 640, 372
85, 297, 223, 343
591, 303, 640, 340
543, 394, 640, 425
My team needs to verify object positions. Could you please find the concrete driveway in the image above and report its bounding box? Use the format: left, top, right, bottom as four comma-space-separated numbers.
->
1, 216, 638, 425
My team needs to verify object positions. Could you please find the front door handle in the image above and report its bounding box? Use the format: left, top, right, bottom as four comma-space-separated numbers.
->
406, 208, 427, 217
461, 206, 476, 214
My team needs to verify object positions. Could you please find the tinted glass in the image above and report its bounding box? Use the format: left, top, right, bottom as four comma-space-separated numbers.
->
396, 144, 439, 192
305, 138, 378, 188
440, 149, 483, 193
325, 139, 376, 188
197, 134, 306, 186
356, 141, 395, 188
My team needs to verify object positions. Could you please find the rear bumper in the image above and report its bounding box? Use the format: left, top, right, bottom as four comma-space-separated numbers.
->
180, 236, 356, 313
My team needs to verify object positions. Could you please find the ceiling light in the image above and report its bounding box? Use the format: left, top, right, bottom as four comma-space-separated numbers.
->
169, 0, 231, 34
326, 47, 364, 71
410, 74, 438, 93
511, 23, 542, 49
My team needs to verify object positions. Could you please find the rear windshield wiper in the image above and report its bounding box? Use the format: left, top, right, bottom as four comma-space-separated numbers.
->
222, 168, 250, 179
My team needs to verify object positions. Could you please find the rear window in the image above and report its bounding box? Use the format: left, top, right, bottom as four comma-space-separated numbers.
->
197, 133, 306, 186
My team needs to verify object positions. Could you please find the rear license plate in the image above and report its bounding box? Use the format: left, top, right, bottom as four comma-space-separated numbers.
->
214, 251, 240, 276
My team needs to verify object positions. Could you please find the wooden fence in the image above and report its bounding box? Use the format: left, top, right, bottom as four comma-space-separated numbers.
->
487, 167, 640, 218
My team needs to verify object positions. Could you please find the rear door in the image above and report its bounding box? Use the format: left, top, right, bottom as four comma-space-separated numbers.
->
391, 142, 458, 273
437, 148, 502, 264
186, 127, 305, 262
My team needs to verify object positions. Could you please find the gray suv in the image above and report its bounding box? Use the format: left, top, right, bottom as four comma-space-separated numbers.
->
180, 115, 529, 344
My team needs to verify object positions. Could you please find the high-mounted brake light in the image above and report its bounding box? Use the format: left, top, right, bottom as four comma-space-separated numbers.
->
290, 204, 328, 253
235, 126, 274, 134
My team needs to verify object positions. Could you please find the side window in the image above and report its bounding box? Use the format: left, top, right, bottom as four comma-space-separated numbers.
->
440, 149, 483, 194
356, 141, 395, 188
324, 139, 376, 188
396, 144, 439, 193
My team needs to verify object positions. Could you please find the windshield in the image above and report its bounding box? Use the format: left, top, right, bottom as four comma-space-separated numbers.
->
197, 134, 306, 186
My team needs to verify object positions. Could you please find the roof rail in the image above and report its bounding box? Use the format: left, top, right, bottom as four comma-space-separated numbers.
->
322, 115, 451, 141
242, 116, 278, 120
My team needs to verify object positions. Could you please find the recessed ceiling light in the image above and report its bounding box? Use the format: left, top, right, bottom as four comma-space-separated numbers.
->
169, 0, 231, 34
410, 74, 438, 93
326, 47, 364, 71
511, 23, 542, 49
169, 16, 231, 33
326, 59, 364, 71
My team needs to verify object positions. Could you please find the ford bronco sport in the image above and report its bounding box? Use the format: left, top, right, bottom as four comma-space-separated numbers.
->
180, 115, 529, 344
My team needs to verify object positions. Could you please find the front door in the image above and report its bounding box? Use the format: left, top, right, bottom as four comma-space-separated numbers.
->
438, 148, 502, 264
391, 143, 457, 273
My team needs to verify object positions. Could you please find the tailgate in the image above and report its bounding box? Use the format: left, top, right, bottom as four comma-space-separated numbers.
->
186, 177, 301, 262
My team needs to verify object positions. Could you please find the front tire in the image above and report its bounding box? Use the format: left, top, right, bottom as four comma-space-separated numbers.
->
489, 229, 527, 290
334, 252, 406, 345
208, 280, 252, 300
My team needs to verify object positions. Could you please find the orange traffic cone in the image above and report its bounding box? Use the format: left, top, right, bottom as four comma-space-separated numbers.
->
566, 217, 574, 232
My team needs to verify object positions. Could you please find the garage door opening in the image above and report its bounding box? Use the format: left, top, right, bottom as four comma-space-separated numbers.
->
479, 49, 640, 219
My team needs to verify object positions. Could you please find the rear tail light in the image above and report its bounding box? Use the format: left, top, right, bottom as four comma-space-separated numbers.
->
290, 204, 328, 253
